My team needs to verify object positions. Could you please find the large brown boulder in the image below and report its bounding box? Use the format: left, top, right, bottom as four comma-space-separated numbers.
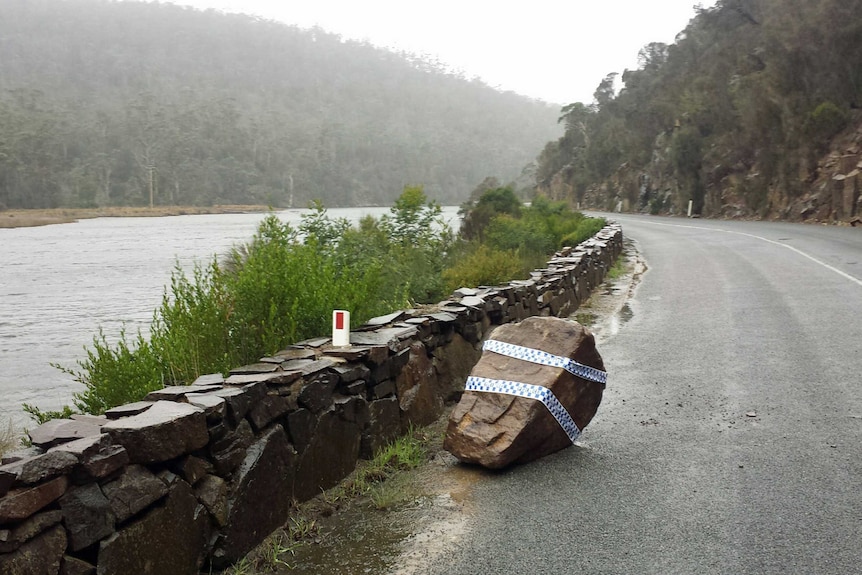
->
444, 316, 605, 469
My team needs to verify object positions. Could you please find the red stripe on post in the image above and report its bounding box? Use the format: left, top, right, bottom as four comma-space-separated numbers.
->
335, 311, 344, 330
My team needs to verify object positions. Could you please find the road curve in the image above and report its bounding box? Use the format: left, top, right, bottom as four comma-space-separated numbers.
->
425, 214, 862, 575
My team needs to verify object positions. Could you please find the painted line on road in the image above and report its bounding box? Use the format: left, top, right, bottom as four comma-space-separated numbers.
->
634, 220, 862, 288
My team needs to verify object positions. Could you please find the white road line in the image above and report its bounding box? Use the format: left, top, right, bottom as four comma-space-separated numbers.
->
626, 219, 862, 288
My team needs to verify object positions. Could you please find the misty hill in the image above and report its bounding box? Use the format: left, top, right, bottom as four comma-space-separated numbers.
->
0, 0, 561, 210
536, 0, 862, 222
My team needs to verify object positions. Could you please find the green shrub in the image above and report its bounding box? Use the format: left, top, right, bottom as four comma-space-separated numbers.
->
226, 226, 394, 356
22, 404, 77, 425
150, 259, 235, 384
448, 191, 606, 293
458, 186, 522, 241
808, 101, 848, 143
379, 185, 448, 247
298, 199, 350, 247
333, 216, 401, 300
480, 195, 603, 255
53, 328, 164, 416
442, 244, 527, 292
332, 187, 451, 305
531, 196, 594, 244
560, 217, 606, 247
484, 214, 555, 256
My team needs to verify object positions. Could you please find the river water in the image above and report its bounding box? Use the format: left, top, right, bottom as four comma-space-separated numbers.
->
0, 206, 461, 431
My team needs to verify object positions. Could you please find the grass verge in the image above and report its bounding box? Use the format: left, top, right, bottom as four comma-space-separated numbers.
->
222, 425, 438, 574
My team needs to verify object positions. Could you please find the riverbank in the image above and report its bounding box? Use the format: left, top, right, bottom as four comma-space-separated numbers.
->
0, 205, 274, 228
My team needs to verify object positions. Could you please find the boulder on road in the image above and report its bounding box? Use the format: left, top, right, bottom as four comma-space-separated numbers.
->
444, 316, 605, 469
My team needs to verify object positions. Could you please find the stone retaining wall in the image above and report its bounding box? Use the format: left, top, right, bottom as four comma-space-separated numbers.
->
0, 223, 623, 575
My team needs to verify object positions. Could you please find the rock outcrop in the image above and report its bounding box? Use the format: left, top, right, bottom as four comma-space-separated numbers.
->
444, 316, 606, 469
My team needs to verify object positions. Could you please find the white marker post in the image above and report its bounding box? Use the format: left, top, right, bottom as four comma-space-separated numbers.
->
688, 200, 693, 217
332, 310, 350, 347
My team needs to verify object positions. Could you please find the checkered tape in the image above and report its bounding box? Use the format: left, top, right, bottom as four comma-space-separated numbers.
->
465, 376, 581, 444
482, 339, 607, 385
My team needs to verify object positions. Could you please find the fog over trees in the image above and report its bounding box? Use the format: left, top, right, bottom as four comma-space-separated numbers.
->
0, 0, 562, 210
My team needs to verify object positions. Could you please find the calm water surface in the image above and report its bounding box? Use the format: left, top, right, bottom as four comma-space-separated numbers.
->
0, 207, 460, 430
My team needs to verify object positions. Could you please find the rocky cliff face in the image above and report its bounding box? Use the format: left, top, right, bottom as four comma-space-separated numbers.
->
559, 115, 862, 224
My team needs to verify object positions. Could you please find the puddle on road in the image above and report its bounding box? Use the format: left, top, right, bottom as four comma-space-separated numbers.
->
600, 302, 634, 340
389, 460, 486, 575
619, 302, 634, 322
388, 493, 471, 575
281, 503, 409, 574
575, 240, 644, 344
279, 454, 485, 575
280, 509, 396, 573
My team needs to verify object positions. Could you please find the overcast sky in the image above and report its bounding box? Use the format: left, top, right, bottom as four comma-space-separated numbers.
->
157, 0, 717, 105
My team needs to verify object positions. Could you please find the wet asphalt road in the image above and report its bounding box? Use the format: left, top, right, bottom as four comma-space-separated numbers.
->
425, 214, 862, 575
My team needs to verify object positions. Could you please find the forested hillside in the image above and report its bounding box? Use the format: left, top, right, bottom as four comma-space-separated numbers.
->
0, 0, 561, 210
536, 0, 862, 222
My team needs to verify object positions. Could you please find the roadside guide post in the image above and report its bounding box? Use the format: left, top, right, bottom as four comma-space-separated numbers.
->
332, 310, 350, 347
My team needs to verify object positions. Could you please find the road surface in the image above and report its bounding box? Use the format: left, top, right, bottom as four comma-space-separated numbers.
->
425, 214, 862, 575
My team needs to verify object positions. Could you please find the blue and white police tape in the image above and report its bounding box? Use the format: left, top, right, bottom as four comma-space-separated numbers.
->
482, 339, 607, 385
464, 376, 581, 443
